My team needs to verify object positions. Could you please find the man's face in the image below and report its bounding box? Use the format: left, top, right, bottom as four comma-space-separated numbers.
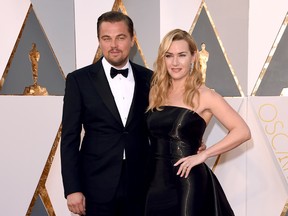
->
98, 21, 134, 68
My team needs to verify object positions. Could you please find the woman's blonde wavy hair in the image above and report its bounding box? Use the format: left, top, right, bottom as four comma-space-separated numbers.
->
147, 29, 203, 111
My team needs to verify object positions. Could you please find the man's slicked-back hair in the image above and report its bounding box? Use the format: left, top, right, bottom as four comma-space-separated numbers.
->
97, 11, 134, 38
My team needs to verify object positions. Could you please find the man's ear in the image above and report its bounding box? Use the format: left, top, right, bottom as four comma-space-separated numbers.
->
131, 36, 135, 48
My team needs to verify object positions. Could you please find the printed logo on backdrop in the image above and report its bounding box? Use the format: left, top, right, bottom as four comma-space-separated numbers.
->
252, 97, 288, 184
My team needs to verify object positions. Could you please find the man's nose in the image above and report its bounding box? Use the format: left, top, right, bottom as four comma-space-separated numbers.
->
110, 39, 118, 48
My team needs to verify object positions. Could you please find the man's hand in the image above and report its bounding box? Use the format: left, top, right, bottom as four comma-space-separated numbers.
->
67, 192, 86, 215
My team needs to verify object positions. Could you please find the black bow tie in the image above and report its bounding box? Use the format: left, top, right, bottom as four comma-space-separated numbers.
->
110, 67, 129, 78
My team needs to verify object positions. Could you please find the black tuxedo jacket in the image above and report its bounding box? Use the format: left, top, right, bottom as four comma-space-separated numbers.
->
61, 58, 152, 205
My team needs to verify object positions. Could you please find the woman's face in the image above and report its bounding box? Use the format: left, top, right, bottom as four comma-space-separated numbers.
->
165, 40, 195, 82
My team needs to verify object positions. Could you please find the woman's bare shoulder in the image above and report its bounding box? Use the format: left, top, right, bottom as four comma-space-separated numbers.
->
199, 85, 217, 96
198, 85, 226, 106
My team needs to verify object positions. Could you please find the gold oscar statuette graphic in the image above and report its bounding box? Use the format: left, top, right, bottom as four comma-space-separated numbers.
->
23, 43, 48, 95
199, 42, 209, 83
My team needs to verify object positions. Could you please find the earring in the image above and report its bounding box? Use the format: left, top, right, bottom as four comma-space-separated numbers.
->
190, 63, 194, 75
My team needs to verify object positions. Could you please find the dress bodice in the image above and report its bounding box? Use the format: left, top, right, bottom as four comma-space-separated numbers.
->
147, 106, 206, 160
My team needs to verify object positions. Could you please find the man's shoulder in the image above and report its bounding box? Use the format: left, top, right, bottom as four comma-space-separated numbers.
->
131, 62, 152, 72
68, 61, 101, 78
130, 62, 153, 78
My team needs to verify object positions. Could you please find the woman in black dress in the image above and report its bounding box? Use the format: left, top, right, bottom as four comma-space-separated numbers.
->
145, 29, 251, 216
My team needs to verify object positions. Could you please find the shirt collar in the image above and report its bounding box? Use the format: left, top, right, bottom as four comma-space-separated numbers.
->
102, 57, 130, 74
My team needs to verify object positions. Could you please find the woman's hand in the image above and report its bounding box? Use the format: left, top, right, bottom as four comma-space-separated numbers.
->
174, 152, 207, 178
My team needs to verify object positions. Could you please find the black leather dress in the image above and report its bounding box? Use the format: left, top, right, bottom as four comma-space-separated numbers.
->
145, 106, 235, 216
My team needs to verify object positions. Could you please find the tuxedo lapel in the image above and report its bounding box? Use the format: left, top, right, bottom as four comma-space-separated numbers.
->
125, 62, 148, 128
126, 82, 137, 128
88, 61, 122, 125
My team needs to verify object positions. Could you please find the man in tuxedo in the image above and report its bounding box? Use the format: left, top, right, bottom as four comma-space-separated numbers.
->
61, 11, 152, 216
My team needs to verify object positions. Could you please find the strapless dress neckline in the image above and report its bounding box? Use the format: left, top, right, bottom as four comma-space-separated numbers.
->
160, 105, 207, 126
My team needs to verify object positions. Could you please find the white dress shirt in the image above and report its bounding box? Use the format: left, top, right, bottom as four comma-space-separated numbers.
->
102, 57, 135, 126
102, 58, 135, 159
